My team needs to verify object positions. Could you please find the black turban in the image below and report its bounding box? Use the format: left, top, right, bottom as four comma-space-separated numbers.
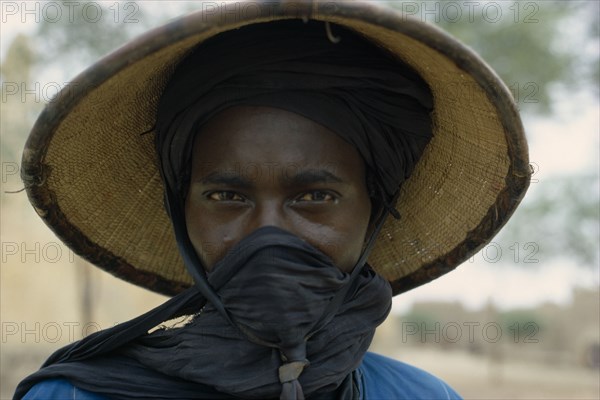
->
155, 19, 434, 209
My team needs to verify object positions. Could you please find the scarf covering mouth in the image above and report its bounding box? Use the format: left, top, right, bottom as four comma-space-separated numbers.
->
14, 227, 392, 399
124, 227, 392, 398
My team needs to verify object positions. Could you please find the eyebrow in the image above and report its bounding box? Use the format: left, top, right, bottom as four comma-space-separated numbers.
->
285, 169, 345, 187
199, 172, 253, 188
197, 168, 345, 188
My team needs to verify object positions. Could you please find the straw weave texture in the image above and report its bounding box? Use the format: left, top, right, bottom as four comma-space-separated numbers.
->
337, 19, 510, 283
24, 3, 527, 295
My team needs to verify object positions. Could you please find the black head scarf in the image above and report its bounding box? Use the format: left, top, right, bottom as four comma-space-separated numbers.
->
15, 19, 433, 400
156, 19, 433, 206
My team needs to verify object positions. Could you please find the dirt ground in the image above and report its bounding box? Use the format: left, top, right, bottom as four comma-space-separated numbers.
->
394, 348, 600, 400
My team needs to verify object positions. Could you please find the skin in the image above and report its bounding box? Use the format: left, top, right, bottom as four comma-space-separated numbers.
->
185, 105, 373, 273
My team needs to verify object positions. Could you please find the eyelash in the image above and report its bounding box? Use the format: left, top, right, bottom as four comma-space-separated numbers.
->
294, 191, 337, 203
204, 190, 338, 203
206, 191, 245, 202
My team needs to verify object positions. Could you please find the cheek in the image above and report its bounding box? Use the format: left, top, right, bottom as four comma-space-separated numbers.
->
311, 201, 372, 273
185, 202, 234, 271
338, 219, 371, 272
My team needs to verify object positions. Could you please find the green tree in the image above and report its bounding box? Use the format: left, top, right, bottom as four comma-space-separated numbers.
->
1, 34, 40, 166
496, 173, 600, 267
391, 0, 599, 115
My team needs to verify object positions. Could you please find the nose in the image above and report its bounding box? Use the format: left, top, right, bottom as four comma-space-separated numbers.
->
251, 200, 289, 232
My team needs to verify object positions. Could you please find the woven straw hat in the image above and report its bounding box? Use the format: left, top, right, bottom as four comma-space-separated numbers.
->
21, 0, 530, 296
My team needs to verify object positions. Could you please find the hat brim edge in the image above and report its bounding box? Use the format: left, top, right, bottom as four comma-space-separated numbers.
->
20, 1, 531, 297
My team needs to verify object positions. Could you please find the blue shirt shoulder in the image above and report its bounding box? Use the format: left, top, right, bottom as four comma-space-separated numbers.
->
21, 378, 108, 400
357, 352, 462, 399
22, 353, 461, 399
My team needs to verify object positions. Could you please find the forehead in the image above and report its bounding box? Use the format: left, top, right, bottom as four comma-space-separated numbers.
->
190, 105, 365, 179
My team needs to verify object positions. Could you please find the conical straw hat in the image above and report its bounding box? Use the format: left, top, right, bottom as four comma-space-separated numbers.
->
21, 0, 530, 296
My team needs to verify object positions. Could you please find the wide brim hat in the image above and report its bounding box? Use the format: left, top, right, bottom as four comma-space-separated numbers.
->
21, 0, 530, 296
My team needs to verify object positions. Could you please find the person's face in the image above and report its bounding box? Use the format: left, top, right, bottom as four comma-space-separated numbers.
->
185, 106, 372, 273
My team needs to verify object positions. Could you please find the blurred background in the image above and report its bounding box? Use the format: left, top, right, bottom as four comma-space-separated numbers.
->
1, 1, 598, 398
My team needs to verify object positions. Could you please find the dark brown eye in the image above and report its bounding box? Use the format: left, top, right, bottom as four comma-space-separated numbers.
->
296, 191, 336, 202
207, 191, 244, 201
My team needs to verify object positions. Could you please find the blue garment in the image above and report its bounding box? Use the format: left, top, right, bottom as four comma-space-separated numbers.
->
22, 352, 461, 399
21, 380, 106, 400
357, 353, 461, 399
